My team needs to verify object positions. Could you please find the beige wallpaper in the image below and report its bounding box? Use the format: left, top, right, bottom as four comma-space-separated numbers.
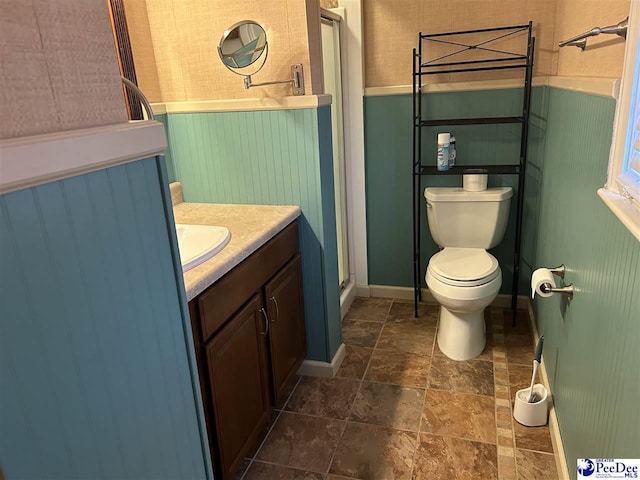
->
554, 0, 630, 77
0, 0, 127, 140
320, 0, 338, 8
363, 0, 559, 88
122, 0, 161, 102
125, 0, 322, 102
363, 0, 632, 87
122, 0, 632, 99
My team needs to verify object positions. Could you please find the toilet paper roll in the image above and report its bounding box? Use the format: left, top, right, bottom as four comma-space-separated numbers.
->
531, 268, 556, 299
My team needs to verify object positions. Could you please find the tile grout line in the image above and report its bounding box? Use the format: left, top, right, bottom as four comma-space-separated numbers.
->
273, 409, 343, 421
275, 406, 504, 445
408, 387, 428, 480
242, 409, 285, 476
322, 303, 388, 477
349, 376, 433, 390
408, 301, 439, 480
343, 297, 394, 324
424, 386, 496, 399
239, 375, 304, 479
506, 343, 519, 480
342, 318, 387, 324
492, 307, 517, 480
248, 458, 354, 477
325, 299, 425, 478
517, 446, 563, 456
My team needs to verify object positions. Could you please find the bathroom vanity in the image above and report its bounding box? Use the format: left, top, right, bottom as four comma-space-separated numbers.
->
174, 198, 306, 479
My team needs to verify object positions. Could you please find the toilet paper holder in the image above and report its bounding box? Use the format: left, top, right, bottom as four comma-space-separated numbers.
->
540, 283, 574, 299
540, 264, 574, 299
547, 264, 565, 279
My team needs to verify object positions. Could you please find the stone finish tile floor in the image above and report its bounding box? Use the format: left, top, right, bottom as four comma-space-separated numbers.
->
239, 298, 562, 480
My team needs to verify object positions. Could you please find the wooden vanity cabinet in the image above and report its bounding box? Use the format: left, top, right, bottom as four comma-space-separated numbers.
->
265, 256, 306, 406
205, 293, 271, 477
188, 220, 306, 479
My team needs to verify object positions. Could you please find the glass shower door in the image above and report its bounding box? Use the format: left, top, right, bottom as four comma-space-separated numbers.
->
321, 14, 350, 290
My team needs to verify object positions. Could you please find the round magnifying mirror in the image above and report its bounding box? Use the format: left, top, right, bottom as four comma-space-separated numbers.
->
218, 21, 268, 73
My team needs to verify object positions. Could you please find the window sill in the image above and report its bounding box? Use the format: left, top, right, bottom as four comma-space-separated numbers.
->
597, 188, 640, 242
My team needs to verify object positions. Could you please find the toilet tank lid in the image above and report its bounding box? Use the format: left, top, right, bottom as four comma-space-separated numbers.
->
424, 186, 513, 202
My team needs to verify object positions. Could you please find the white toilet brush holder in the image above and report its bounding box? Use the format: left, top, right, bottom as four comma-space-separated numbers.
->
513, 384, 548, 427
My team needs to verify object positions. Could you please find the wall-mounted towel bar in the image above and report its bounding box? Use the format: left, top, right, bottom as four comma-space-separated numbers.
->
559, 17, 628, 50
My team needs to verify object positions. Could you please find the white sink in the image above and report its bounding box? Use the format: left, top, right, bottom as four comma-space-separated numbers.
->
175, 224, 231, 272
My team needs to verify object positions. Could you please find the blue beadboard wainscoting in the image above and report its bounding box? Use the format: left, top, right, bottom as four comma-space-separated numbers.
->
529, 87, 640, 477
0, 156, 211, 479
364, 87, 535, 294
161, 105, 342, 363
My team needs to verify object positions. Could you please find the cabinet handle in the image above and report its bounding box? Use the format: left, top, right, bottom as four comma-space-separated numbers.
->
269, 296, 279, 323
259, 307, 269, 336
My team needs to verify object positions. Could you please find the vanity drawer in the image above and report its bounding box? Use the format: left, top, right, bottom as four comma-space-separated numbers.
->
198, 220, 299, 341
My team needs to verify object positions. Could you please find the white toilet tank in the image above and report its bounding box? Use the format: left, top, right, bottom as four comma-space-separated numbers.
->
424, 187, 513, 249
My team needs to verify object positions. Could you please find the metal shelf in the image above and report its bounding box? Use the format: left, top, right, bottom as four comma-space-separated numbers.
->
420, 24, 531, 39
420, 56, 527, 70
418, 165, 521, 175
418, 116, 523, 127
417, 64, 528, 75
412, 22, 535, 326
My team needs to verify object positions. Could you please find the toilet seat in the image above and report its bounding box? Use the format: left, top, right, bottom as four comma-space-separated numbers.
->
429, 248, 499, 287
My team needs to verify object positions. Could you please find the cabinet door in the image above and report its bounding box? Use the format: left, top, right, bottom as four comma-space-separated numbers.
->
265, 255, 307, 405
206, 294, 270, 479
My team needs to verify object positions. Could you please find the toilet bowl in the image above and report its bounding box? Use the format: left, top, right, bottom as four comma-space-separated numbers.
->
424, 186, 512, 361
426, 248, 502, 360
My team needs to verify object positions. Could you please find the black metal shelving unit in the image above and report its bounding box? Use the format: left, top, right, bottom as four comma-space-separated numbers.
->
412, 23, 535, 324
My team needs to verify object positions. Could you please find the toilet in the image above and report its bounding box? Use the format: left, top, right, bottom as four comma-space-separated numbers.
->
424, 186, 513, 361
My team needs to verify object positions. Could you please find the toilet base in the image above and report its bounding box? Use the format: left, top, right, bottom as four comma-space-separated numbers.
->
437, 306, 486, 361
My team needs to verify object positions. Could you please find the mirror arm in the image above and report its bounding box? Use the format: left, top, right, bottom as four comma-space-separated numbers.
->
245, 77, 294, 88
244, 64, 304, 95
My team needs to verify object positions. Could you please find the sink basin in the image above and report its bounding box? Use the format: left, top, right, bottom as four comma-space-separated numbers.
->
175, 224, 231, 272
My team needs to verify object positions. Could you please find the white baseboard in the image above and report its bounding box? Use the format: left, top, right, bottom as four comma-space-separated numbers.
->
363, 284, 435, 302
297, 343, 346, 378
367, 284, 430, 301
355, 284, 371, 298
340, 278, 357, 320
363, 284, 529, 309
526, 301, 570, 480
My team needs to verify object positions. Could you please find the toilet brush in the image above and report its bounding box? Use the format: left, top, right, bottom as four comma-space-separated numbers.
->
527, 336, 544, 403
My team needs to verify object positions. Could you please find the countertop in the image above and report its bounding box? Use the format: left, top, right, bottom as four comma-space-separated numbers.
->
173, 201, 301, 301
